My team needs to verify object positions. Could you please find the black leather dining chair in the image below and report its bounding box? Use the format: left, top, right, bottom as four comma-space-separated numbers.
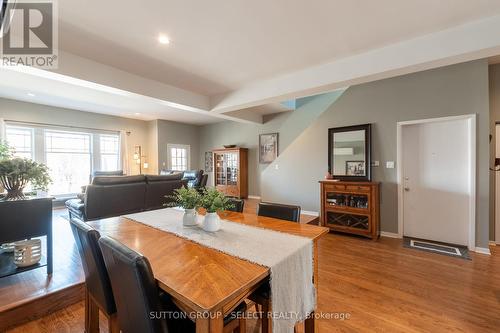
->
98, 235, 248, 333
69, 218, 119, 333
253, 202, 302, 333
257, 202, 301, 222
226, 198, 245, 213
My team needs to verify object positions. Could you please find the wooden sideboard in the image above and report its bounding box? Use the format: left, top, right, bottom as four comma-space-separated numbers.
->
319, 180, 380, 239
213, 148, 248, 198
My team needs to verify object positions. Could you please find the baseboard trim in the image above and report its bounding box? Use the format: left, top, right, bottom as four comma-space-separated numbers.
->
380, 231, 401, 238
474, 247, 491, 255
302, 210, 319, 217
247, 195, 261, 200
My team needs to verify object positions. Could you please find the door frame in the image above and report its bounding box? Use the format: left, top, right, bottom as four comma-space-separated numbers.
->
495, 123, 500, 245
396, 114, 476, 250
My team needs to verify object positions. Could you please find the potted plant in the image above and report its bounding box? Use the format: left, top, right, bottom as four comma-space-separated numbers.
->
0, 157, 51, 200
0, 141, 12, 160
165, 186, 202, 226
199, 187, 233, 232
0, 141, 12, 195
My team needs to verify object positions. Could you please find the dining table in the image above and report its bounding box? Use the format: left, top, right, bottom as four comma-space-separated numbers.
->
88, 210, 329, 333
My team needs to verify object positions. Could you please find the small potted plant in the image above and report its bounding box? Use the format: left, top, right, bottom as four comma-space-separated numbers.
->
165, 186, 202, 226
0, 157, 51, 201
199, 187, 233, 232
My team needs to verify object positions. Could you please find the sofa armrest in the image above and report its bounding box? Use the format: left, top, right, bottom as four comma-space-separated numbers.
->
65, 198, 86, 220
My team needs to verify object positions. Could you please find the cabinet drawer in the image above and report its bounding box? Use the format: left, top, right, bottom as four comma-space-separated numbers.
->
324, 184, 346, 191
346, 185, 371, 192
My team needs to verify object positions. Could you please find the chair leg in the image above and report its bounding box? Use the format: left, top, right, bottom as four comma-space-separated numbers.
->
86, 292, 99, 333
84, 288, 89, 333
108, 313, 120, 333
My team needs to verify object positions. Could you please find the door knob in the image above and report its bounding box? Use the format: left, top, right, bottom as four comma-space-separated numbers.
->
404, 187, 410, 191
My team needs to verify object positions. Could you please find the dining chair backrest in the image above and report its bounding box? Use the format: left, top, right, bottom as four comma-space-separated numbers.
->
226, 198, 245, 213
98, 236, 169, 333
70, 218, 116, 315
257, 202, 301, 223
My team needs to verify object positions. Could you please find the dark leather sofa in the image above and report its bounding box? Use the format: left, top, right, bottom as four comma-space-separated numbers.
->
66, 174, 186, 221
160, 169, 208, 191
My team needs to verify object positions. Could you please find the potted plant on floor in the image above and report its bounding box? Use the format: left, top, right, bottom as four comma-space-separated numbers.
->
165, 186, 202, 226
199, 187, 233, 232
0, 157, 51, 201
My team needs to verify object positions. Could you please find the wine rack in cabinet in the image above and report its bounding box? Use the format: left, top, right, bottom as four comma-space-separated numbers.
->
319, 180, 380, 239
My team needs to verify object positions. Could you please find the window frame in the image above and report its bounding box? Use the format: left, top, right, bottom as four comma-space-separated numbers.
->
5, 125, 35, 159
167, 143, 190, 171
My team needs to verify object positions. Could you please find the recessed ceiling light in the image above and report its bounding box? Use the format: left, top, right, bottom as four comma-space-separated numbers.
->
27, 92, 35, 97
135, 112, 142, 115
158, 34, 170, 45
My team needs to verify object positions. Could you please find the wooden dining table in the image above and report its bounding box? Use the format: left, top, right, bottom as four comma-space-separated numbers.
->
88, 210, 329, 333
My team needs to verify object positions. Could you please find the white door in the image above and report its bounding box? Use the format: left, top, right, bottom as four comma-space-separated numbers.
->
402, 118, 472, 246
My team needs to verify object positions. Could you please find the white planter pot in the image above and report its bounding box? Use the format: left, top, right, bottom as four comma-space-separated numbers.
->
183, 209, 198, 226
203, 212, 221, 232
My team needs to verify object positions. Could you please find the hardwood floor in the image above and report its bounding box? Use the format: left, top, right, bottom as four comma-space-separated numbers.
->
4, 202, 500, 332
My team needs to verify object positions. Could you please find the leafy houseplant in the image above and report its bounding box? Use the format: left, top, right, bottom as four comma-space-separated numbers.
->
0, 141, 12, 196
199, 188, 234, 232
0, 158, 52, 200
165, 186, 202, 226
0, 141, 12, 160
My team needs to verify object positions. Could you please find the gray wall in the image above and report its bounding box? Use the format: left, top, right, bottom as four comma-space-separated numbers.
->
198, 91, 345, 196
201, 60, 490, 247
156, 119, 201, 172
262, 59, 490, 246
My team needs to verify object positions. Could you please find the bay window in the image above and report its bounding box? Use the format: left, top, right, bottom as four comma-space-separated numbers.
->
4, 122, 121, 196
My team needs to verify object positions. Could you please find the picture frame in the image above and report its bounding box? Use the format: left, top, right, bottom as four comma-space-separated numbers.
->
259, 133, 279, 164
345, 161, 366, 176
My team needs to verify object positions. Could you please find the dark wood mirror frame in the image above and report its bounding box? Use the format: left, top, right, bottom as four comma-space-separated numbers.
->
328, 123, 372, 182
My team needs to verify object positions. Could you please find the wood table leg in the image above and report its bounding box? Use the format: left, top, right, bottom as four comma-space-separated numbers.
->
196, 317, 210, 333
209, 313, 224, 333
304, 312, 315, 333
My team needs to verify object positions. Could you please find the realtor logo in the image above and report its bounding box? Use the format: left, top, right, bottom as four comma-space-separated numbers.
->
1, 1, 58, 68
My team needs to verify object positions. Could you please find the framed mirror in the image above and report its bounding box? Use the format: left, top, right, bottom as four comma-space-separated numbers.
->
328, 124, 371, 181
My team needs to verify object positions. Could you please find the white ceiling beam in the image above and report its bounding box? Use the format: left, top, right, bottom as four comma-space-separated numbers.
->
49, 51, 210, 112
209, 14, 500, 114
3, 52, 266, 124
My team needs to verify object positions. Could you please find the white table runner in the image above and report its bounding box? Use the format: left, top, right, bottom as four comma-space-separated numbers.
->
124, 208, 315, 333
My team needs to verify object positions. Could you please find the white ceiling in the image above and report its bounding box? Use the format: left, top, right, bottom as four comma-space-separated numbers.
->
0, 68, 222, 124
58, 0, 500, 96
3, 0, 500, 125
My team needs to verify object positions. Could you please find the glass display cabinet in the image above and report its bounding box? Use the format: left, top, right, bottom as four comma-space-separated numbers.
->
213, 148, 248, 198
